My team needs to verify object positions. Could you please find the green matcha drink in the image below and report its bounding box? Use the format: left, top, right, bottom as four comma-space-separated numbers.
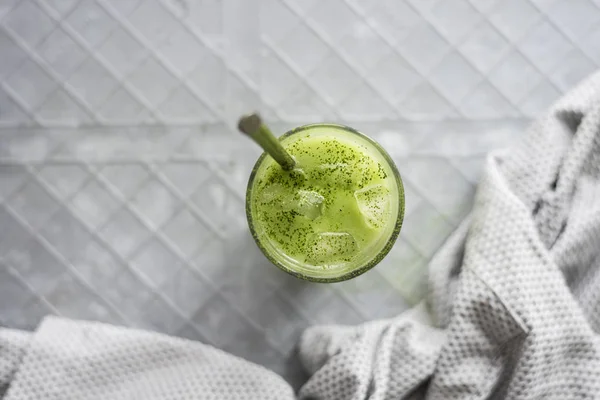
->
245, 123, 404, 282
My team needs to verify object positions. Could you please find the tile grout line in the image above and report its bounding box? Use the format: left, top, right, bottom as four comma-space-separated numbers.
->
527, 6, 600, 93
144, 163, 227, 240
95, 0, 223, 122
276, 0, 405, 118
27, 161, 230, 341
39, 0, 165, 125
82, 162, 286, 354
337, 0, 464, 118
30, 0, 99, 122
0, 155, 458, 321
0, 81, 43, 126
2, 185, 133, 326
400, 0, 529, 114
201, 161, 246, 206
418, 0, 526, 110
36, 0, 185, 125
2, 11, 100, 124
154, 0, 280, 121
29, 0, 148, 125
460, 0, 567, 108
3, 259, 65, 319
527, 0, 599, 69
397, 169, 458, 229
262, 37, 343, 120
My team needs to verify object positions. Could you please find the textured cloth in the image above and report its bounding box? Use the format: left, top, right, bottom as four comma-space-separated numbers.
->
2, 71, 600, 399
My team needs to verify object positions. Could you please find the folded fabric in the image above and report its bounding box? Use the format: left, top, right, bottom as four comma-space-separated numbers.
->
297, 71, 600, 399
0, 320, 294, 399
1, 71, 600, 399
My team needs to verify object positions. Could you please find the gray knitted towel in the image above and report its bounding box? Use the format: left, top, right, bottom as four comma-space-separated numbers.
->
2, 71, 600, 399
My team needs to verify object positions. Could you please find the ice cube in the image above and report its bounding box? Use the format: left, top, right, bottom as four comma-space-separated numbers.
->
305, 232, 358, 265
354, 184, 390, 229
289, 167, 306, 182
284, 190, 324, 220
260, 183, 285, 203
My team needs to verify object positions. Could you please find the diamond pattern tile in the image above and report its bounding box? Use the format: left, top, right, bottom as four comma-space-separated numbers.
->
189, 176, 246, 236
518, 20, 573, 75
128, 56, 179, 108
488, 0, 542, 41
0, 267, 35, 316
309, 53, 361, 105
127, 0, 179, 44
360, 1, 421, 44
400, 22, 451, 74
0, 29, 28, 81
97, 87, 146, 122
39, 207, 94, 262
98, 164, 150, 198
3, 0, 56, 48
157, 27, 205, 75
37, 27, 88, 81
370, 53, 421, 107
130, 177, 179, 228
37, 89, 95, 124
41, 0, 80, 18
377, 239, 423, 285
162, 207, 213, 259
430, 51, 484, 104
0, 0, 19, 20
137, 295, 188, 335
95, 26, 147, 78
69, 178, 121, 230
336, 269, 403, 318
65, 0, 118, 48
185, 52, 226, 109
99, 265, 155, 323
1, 0, 599, 387
36, 164, 89, 200
459, 20, 510, 74
1, 296, 53, 331
0, 88, 31, 125
43, 273, 120, 323
71, 239, 126, 288
519, 79, 562, 117
0, 165, 28, 201
546, 0, 600, 42
190, 293, 262, 348
401, 82, 455, 119
244, 292, 309, 353
5, 59, 58, 113
429, 0, 481, 45
489, 51, 544, 104
97, 206, 151, 259
550, 50, 598, 91
4, 236, 66, 295
0, 207, 31, 256
6, 179, 62, 229
459, 81, 518, 118
161, 265, 216, 319
129, 237, 181, 289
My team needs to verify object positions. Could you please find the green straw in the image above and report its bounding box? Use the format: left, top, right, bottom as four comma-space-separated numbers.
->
237, 113, 296, 171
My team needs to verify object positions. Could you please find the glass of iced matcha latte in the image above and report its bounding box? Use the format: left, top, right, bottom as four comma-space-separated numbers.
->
239, 114, 404, 282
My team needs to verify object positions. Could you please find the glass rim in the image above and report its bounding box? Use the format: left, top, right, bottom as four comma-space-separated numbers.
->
245, 123, 405, 283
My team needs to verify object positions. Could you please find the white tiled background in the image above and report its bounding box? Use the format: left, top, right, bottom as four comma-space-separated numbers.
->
1, 0, 598, 388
